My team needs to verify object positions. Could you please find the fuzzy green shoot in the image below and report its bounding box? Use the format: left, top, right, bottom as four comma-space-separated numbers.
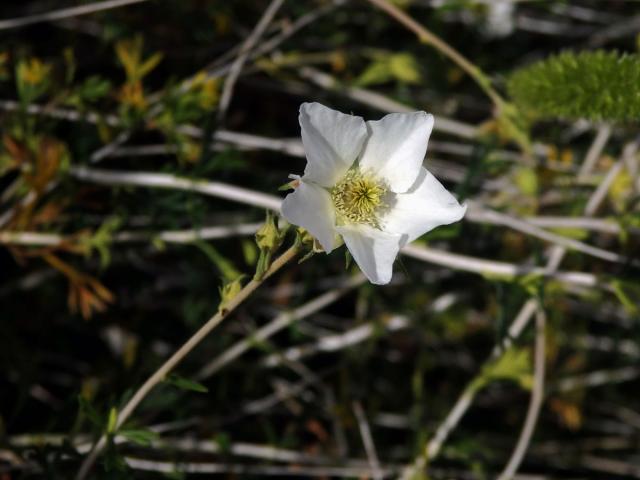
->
507, 50, 640, 122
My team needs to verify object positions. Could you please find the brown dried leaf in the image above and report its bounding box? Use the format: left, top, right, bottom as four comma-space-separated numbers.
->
44, 254, 114, 320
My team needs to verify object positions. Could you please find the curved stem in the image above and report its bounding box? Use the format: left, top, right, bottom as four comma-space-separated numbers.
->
75, 244, 299, 480
497, 306, 546, 480
365, 0, 505, 109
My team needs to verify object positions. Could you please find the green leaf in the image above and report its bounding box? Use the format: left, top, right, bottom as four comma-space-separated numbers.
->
81, 216, 122, 268
548, 227, 588, 240
514, 167, 538, 196
214, 432, 232, 454
241, 239, 258, 266
610, 279, 639, 314
107, 407, 118, 434
194, 240, 241, 282
15, 57, 52, 104
165, 374, 209, 393
354, 59, 392, 87
119, 428, 159, 447
518, 272, 545, 298
355, 52, 422, 87
138, 52, 163, 79
388, 53, 422, 84
472, 348, 533, 392
78, 76, 112, 102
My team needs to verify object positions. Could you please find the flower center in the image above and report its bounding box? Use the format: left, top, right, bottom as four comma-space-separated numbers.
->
331, 169, 387, 227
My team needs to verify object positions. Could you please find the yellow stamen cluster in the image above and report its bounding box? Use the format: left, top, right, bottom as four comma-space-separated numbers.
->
331, 169, 387, 227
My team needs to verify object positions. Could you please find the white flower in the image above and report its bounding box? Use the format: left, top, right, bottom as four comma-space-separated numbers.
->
281, 102, 466, 285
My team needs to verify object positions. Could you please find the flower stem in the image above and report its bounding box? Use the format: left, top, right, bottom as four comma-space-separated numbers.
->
365, 0, 505, 110
75, 243, 299, 480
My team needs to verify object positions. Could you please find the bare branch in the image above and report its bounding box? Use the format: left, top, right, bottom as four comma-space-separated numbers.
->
216, 0, 286, 124
0, 0, 149, 31
196, 274, 366, 380
353, 401, 384, 480
497, 306, 546, 480
401, 128, 630, 479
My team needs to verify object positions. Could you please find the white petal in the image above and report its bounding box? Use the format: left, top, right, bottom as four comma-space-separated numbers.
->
382, 167, 466, 246
281, 180, 337, 252
299, 102, 368, 187
336, 224, 401, 285
359, 111, 434, 193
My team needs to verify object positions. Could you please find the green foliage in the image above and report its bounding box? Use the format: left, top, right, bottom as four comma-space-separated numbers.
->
254, 210, 287, 279
549, 227, 588, 240
164, 373, 209, 393
472, 347, 533, 392
106, 407, 118, 434
214, 432, 232, 454
81, 217, 122, 268
119, 428, 160, 446
66, 76, 112, 108
615, 212, 640, 244
103, 439, 128, 473
507, 50, 640, 122
610, 279, 640, 315
241, 239, 258, 266
218, 276, 244, 313
15, 57, 52, 104
194, 240, 242, 281
355, 51, 422, 87
115, 35, 163, 84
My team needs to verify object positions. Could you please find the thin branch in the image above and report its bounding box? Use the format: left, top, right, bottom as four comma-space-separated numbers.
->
91, 129, 133, 163
401, 129, 627, 479
0, 0, 149, 31
67, 166, 608, 288
195, 1, 343, 87
364, 0, 504, 108
578, 124, 611, 177
68, 166, 283, 211
466, 201, 638, 266
588, 13, 640, 47
0, 223, 263, 247
75, 244, 300, 480
124, 457, 400, 477
261, 315, 410, 368
580, 455, 640, 479
497, 306, 546, 480
553, 366, 640, 394
502, 142, 633, 362
401, 245, 598, 288
216, 0, 285, 124
196, 274, 366, 379
524, 216, 631, 236
0, 225, 600, 289
353, 401, 384, 480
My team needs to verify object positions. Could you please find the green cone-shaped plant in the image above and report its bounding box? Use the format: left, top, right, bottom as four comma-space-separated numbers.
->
507, 50, 640, 122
